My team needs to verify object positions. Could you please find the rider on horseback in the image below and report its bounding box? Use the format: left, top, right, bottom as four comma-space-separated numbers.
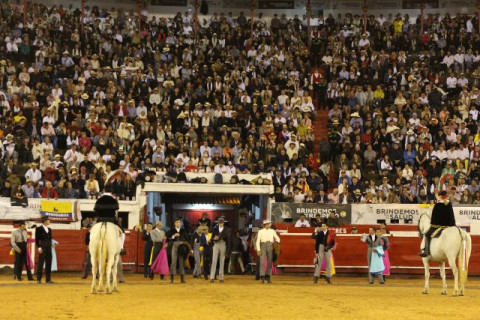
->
94, 194, 124, 232
420, 190, 456, 257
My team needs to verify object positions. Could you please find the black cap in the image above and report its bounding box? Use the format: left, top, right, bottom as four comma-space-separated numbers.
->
15, 220, 26, 225
94, 194, 119, 217
41, 216, 50, 222
439, 190, 448, 196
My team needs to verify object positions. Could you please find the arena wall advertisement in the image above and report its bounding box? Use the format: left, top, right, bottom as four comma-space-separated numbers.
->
453, 205, 480, 226
40, 200, 76, 222
350, 204, 480, 226
350, 204, 432, 225
271, 203, 351, 225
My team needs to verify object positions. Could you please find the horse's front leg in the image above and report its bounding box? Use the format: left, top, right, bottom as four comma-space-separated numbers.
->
448, 255, 459, 296
423, 258, 430, 294
440, 262, 447, 295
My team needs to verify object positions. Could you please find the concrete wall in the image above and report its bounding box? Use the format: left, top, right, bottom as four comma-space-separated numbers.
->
32, 0, 478, 20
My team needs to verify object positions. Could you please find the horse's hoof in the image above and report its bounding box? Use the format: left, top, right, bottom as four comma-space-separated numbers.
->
91, 290, 97, 294
459, 292, 465, 296
422, 291, 429, 294
441, 291, 447, 295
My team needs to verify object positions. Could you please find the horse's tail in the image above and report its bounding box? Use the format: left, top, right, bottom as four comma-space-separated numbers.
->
100, 223, 108, 278
457, 229, 471, 287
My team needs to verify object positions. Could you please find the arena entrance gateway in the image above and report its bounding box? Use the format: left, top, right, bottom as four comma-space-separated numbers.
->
143, 179, 274, 231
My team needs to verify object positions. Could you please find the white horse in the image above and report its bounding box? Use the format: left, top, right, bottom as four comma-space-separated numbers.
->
418, 212, 472, 296
89, 222, 122, 294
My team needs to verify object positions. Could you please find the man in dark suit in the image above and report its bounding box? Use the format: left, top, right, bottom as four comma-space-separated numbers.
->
272, 168, 286, 189
200, 226, 212, 280
36, 216, 53, 284
198, 212, 211, 229
312, 223, 335, 284
81, 223, 92, 279
166, 218, 188, 283
142, 222, 154, 278
209, 217, 231, 283
364, 227, 383, 284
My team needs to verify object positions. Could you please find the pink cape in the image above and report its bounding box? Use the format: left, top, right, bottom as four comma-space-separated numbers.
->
381, 238, 391, 275
263, 257, 277, 275
150, 240, 170, 275
26, 238, 35, 270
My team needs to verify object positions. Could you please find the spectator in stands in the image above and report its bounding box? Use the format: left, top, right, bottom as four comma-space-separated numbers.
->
22, 179, 34, 198
0, 2, 479, 219
42, 181, 59, 199
294, 214, 311, 228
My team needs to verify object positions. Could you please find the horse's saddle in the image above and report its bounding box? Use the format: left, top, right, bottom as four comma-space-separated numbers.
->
431, 226, 450, 238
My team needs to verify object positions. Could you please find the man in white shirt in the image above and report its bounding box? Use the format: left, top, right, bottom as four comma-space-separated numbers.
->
457, 73, 468, 88
149, 88, 161, 105
408, 112, 420, 126
214, 161, 229, 174
226, 161, 236, 174
454, 50, 465, 73
294, 213, 311, 227
25, 162, 42, 184
442, 52, 454, 69
431, 144, 448, 161
358, 34, 370, 48
467, 19, 473, 33
277, 90, 289, 105
446, 72, 457, 92
136, 101, 148, 117
64, 144, 82, 163
255, 220, 280, 284
469, 105, 479, 121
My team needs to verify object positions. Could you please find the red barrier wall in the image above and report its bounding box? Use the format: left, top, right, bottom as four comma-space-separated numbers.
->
277, 230, 480, 275
1, 229, 478, 275
0, 230, 140, 272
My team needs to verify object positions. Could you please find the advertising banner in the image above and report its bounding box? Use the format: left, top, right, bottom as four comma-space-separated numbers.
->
452, 205, 480, 226
40, 200, 76, 222
271, 203, 351, 225
350, 204, 432, 225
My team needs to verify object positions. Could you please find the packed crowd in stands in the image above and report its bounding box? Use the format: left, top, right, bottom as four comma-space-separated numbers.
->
1, 2, 480, 205
317, 12, 480, 205
0, 2, 316, 201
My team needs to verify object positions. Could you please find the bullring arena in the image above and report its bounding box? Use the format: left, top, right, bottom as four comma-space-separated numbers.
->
1, 274, 480, 320
3, 0, 480, 319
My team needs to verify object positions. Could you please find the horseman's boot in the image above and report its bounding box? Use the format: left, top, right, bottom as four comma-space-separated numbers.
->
420, 237, 431, 257
260, 276, 265, 284
180, 275, 185, 283
170, 275, 174, 283
313, 276, 319, 284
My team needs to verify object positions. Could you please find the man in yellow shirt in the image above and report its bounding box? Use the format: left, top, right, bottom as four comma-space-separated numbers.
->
374, 85, 385, 100
393, 17, 404, 34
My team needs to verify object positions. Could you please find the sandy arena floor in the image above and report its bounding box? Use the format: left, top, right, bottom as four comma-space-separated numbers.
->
1, 273, 480, 320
